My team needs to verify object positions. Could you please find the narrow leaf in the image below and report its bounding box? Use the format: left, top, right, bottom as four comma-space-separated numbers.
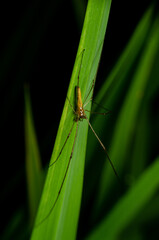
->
24, 85, 44, 225
87, 157, 159, 240
31, 1, 112, 239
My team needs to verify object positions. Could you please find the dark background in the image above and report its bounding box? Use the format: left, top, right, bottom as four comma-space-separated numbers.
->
0, 0, 153, 237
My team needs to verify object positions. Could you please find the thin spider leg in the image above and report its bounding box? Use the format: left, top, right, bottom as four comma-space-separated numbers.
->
49, 121, 75, 167
85, 109, 111, 116
83, 97, 93, 108
36, 121, 79, 227
83, 79, 95, 105
92, 100, 111, 112
83, 40, 104, 106
84, 99, 111, 114
83, 40, 105, 105
67, 96, 76, 114
77, 49, 85, 86
85, 116, 120, 181
49, 95, 77, 168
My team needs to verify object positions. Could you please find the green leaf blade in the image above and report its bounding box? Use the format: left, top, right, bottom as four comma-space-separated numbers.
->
87, 157, 159, 240
24, 85, 44, 226
31, 1, 112, 239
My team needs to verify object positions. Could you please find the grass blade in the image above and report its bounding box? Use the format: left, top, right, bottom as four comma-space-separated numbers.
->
31, 1, 112, 239
86, 157, 159, 240
24, 85, 44, 226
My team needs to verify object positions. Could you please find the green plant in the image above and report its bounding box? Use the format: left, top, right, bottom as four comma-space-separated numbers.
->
31, 0, 112, 239
1, 1, 159, 240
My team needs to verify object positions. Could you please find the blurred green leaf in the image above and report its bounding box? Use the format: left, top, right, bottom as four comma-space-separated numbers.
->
84, 4, 156, 218
1, 208, 29, 240
86, 157, 159, 240
72, 0, 87, 29
88, 6, 159, 218
86, 4, 154, 167
24, 85, 44, 225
